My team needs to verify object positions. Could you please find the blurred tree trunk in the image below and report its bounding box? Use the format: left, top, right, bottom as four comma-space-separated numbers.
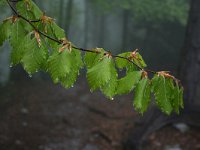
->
64, 0, 73, 34
122, 9, 130, 50
178, 0, 200, 105
59, 0, 64, 27
126, 1, 200, 149
98, 14, 105, 47
84, 0, 89, 48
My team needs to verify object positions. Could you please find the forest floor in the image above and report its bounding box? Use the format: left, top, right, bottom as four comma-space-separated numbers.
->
0, 77, 200, 150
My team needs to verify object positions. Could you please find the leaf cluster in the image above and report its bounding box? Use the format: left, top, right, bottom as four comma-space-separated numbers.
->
0, 0, 184, 115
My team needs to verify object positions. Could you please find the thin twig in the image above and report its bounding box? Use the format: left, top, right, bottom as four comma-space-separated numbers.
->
30, 19, 41, 22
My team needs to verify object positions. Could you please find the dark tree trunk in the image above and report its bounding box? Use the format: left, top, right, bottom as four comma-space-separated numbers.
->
125, 1, 200, 149
179, 0, 200, 105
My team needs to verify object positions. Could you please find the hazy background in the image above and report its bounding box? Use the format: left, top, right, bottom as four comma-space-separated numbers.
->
1, 1, 197, 150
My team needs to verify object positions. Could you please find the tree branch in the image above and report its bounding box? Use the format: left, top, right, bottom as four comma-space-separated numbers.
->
6, 0, 180, 84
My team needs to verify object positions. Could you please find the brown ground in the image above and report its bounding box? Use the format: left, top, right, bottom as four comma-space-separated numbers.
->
0, 77, 200, 150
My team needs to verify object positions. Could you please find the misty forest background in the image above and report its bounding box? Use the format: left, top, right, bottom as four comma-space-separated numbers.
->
3, 0, 200, 150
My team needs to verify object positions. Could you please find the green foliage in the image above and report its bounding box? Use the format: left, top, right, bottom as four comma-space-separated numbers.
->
134, 77, 151, 114
21, 37, 48, 74
0, 18, 12, 46
130, 0, 189, 24
152, 75, 178, 115
50, 22, 66, 39
115, 52, 147, 69
60, 49, 83, 88
87, 57, 115, 92
171, 82, 184, 114
10, 19, 28, 65
0, 0, 184, 115
47, 50, 73, 83
101, 61, 118, 99
16, 0, 42, 19
90, 0, 189, 25
84, 49, 104, 68
117, 71, 142, 95
115, 52, 131, 69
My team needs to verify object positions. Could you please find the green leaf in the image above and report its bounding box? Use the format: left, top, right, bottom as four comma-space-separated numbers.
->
10, 18, 48, 74
10, 19, 28, 65
21, 38, 48, 74
115, 52, 131, 69
37, 21, 65, 46
133, 52, 147, 68
179, 87, 184, 109
60, 69, 79, 88
116, 71, 142, 95
0, 19, 12, 46
16, 0, 42, 19
41, 21, 65, 52
172, 82, 184, 114
84, 48, 104, 68
115, 52, 146, 70
152, 75, 173, 115
133, 77, 151, 114
72, 48, 83, 69
87, 57, 114, 91
101, 60, 118, 99
60, 49, 83, 88
47, 49, 73, 83
50, 22, 66, 39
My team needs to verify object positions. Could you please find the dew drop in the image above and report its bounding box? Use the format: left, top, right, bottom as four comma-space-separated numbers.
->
10, 63, 13, 67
